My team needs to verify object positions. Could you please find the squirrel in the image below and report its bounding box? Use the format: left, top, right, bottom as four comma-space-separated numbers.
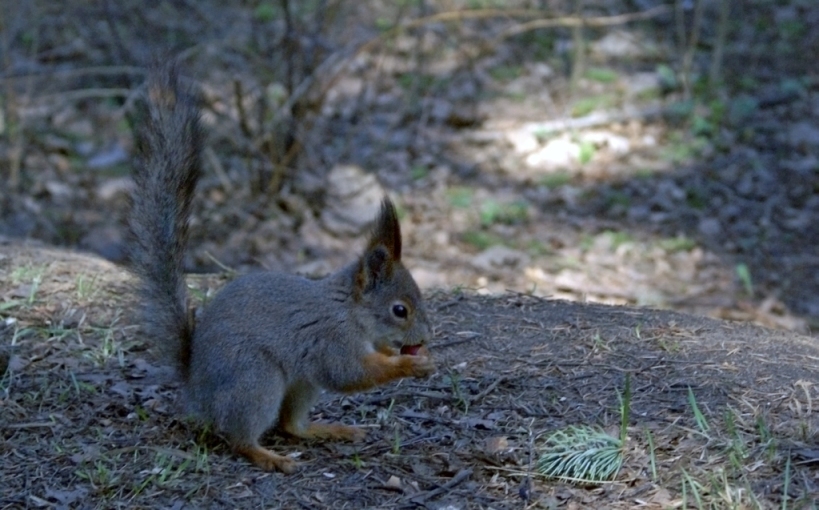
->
127, 65, 436, 473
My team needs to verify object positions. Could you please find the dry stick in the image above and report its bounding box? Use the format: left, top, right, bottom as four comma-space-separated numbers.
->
233, 79, 253, 138
357, 5, 670, 54
268, 0, 297, 195
409, 468, 473, 504
674, 0, 687, 65
463, 104, 664, 143
233, 79, 276, 193
0, 65, 144, 83
204, 251, 237, 275
522, 104, 666, 133
2, 7, 16, 189
204, 146, 233, 193
680, 0, 705, 101
281, 0, 295, 97
521, 418, 536, 503
433, 336, 481, 349
0, 8, 21, 190
32, 88, 133, 104
371, 5, 668, 38
266, 138, 302, 195
569, 0, 587, 95
469, 376, 505, 405
495, 4, 670, 41
708, 0, 729, 88
266, 44, 353, 135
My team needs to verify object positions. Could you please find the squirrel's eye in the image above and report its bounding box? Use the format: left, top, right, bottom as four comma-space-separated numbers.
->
392, 304, 408, 319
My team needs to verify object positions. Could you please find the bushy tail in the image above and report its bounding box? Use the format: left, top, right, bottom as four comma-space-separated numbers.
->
128, 64, 202, 379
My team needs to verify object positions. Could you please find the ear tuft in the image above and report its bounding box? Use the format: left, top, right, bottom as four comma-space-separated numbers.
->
354, 198, 402, 297
367, 198, 401, 261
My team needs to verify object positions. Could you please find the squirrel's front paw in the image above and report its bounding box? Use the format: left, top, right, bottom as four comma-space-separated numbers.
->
408, 355, 436, 378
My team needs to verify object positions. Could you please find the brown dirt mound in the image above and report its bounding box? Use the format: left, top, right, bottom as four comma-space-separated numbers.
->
1, 243, 817, 508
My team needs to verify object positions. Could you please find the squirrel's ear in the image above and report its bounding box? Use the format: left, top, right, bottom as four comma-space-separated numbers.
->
367, 198, 401, 261
354, 198, 401, 295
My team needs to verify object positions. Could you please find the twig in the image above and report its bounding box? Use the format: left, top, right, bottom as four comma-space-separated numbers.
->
460, 104, 665, 144
3, 1, 41, 192
520, 418, 536, 504
266, 137, 301, 195
680, 0, 704, 100
675, 0, 686, 58
409, 468, 473, 504
432, 336, 482, 349
495, 5, 670, 41
267, 42, 353, 130
470, 376, 505, 404
0, 65, 144, 83
708, 0, 729, 88
233, 79, 252, 138
203, 251, 237, 275
522, 104, 665, 134
569, 0, 587, 94
204, 146, 233, 193
32, 87, 133, 104
0, 12, 22, 191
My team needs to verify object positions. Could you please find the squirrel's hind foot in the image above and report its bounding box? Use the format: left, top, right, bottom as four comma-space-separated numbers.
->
235, 444, 297, 473
283, 422, 367, 442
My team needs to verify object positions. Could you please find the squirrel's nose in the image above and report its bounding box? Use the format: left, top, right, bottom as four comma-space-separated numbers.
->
413, 320, 433, 345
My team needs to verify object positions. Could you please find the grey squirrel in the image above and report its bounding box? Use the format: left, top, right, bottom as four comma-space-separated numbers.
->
127, 65, 435, 473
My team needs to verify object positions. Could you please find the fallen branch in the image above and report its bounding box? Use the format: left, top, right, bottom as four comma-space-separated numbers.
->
458, 104, 665, 144
409, 469, 473, 504
519, 104, 665, 135
496, 5, 670, 41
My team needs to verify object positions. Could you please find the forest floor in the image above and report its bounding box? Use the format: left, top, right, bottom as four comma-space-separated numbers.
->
1, 0, 818, 508
1, 245, 818, 508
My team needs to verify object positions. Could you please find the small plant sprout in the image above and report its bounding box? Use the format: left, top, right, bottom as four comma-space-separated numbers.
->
351, 451, 363, 469
392, 427, 402, 455
540, 171, 572, 189
536, 426, 623, 483
28, 272, 43, 305
781, 455, 791, 510
681, 469, 705, 510
591, 332, 605, 350
76, 273, 98, 299
687, 387, 710, 434
448, 371, 469, 414
193, 442, 210, 473
376, 397, 395, 425
644, 428, 658, 481
0, 299, 22, 312
618, 372, 631, 443
735, 263, 753, 296
724, 407, 746, 460
578, 140, 595, 164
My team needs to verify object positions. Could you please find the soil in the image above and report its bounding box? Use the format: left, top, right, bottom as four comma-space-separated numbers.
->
1, 1, 817, 334
1, 244, 818, 508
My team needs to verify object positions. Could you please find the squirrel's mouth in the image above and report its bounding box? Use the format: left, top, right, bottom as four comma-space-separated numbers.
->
400, 344, 423, 356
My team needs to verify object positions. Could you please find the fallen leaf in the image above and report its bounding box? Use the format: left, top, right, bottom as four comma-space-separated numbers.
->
484, 436, 509, 454
385, 475, 403, 491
